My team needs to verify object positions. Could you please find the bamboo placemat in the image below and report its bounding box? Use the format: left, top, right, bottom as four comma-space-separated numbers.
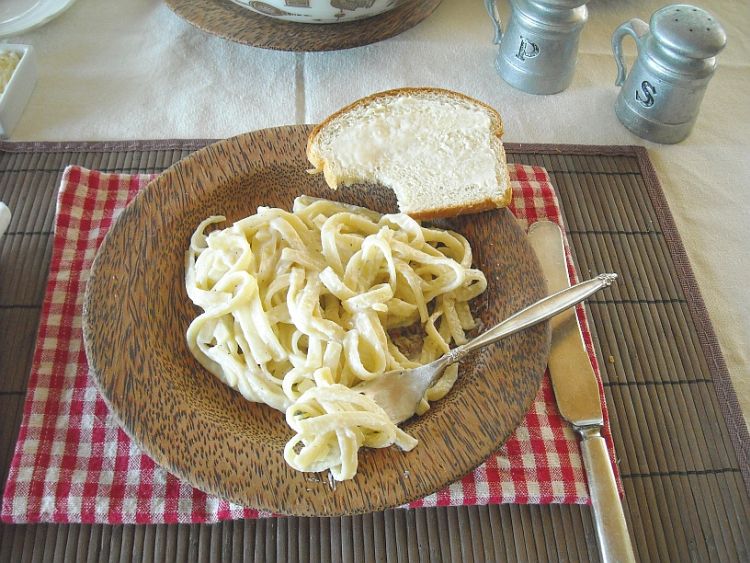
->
0, 139, 748, 562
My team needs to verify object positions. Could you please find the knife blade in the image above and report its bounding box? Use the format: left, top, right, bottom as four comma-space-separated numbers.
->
529, 222, 603, 426
528, 220, 635, 563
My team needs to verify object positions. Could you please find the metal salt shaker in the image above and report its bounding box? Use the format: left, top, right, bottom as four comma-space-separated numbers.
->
612, 4, 727, 144
485, 0, 589, 95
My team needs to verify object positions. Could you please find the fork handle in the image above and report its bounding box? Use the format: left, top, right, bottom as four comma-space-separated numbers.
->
450, 274, 617, 361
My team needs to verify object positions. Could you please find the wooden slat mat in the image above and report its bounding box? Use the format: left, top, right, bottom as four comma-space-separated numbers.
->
1, 140, 748, 562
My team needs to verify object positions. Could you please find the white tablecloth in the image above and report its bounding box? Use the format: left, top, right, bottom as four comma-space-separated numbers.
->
3, 0, 748, 427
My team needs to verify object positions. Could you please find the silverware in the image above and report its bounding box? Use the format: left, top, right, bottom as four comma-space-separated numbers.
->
528, 220, 635, 563
355, 272, 617, 424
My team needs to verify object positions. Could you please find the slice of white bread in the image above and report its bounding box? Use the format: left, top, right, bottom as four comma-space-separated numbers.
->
306, 87, 511, 220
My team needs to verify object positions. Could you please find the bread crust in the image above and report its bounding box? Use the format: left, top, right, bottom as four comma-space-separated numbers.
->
306, 87, 511, 216
408, 197, 505, 221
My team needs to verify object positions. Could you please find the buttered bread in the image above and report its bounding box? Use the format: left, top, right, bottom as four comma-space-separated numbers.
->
306, 88, 511, 220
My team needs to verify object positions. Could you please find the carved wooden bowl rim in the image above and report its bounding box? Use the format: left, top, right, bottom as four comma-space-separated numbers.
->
163, 0, 442, 51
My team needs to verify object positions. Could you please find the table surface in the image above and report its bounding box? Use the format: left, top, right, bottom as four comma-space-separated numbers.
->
3, 0, 747, 426
0, 0, 748, 550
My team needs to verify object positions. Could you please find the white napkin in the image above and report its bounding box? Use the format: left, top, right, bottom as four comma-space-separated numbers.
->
8, 0, 298, 140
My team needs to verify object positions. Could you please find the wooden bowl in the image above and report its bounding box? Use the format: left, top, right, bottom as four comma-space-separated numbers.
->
164, 0, 441, 51
83, 125, 549, 516
235, 0, 400, 24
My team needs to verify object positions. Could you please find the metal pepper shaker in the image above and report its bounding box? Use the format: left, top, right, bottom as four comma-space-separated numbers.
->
485, 0, 589, 95
612, 4, 727, 144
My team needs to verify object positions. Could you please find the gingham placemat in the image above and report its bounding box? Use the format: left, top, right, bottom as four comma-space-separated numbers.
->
1, 164, 619, 524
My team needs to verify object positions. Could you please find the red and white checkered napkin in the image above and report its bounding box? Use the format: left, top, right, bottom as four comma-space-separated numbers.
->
1, 164, 619, 524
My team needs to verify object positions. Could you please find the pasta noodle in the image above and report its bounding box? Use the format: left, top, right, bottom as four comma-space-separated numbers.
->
185, 196, 487, 480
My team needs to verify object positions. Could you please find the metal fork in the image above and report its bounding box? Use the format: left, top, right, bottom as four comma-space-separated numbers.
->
354, 273, 618, 423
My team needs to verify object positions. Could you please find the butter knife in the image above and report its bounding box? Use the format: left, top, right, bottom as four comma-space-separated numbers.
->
528, 221, 635, 563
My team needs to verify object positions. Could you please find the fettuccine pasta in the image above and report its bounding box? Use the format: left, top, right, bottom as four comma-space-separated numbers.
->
185, 196, 487, 480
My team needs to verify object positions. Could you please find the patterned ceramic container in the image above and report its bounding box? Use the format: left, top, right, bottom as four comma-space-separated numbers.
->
231, 0, 407, 23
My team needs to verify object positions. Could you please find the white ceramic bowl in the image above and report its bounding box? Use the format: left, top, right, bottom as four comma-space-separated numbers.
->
0, 44, 37, 139
230, 0, 407, 24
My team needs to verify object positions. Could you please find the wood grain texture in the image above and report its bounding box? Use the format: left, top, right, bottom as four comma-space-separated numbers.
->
164, 0, 441, 52
81, 126, 549, 516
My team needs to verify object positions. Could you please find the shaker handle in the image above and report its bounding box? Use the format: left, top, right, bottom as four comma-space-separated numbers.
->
612, 18, 649, 86
484, 0, 503, 44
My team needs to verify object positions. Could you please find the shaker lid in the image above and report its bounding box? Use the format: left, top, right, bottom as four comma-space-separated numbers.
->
651, 4, 727, 59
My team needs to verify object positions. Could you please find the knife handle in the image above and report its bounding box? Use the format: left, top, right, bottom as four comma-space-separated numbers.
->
579, 426, 636, 563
